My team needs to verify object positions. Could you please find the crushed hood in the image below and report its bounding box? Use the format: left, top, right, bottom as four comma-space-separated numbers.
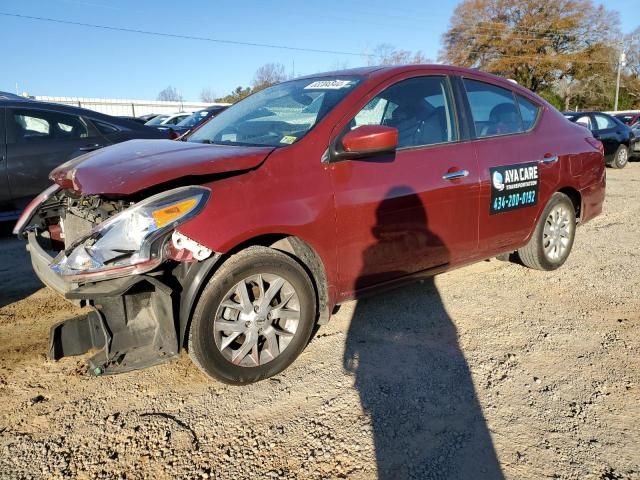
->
50, 139, 274, 196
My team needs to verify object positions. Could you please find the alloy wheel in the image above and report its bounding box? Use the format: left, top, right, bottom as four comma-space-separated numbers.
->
213, 274, 301, 367
616, 147, 628, 167
542, 204, 573, 261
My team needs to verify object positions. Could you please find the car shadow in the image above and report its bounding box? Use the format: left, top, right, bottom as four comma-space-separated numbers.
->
0, 222, 43, 309
343, 188, 504, 479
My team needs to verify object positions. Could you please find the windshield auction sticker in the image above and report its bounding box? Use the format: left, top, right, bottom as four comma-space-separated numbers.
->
490, 162, 539, 214
304, 80, 353, 89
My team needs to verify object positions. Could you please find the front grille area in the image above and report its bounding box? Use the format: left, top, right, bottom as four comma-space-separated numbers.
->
61, 195, 132, 248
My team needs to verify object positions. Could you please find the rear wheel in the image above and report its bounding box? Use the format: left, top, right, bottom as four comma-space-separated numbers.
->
188, 246, 316, 385
611, 145, 629, 169
516, 192, 576, 271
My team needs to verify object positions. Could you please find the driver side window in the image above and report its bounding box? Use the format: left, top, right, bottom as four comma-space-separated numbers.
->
350, 76, 456, 149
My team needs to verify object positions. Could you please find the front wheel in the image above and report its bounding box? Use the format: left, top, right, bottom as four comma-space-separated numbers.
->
611, 145, 629, 169
516, 192, 576, 271
188, 246, 317, 384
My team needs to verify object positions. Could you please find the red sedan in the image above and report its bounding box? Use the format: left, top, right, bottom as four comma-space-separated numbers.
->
15, 65, 605, 384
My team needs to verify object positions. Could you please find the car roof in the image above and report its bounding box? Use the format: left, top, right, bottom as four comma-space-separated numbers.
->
0, 98, 153, 129
294, 64, 541, 101
0, 91, 29, 101
563, 111, 611, 116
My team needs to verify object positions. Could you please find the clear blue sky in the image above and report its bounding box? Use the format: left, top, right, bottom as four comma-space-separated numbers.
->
0, 0, 637, 101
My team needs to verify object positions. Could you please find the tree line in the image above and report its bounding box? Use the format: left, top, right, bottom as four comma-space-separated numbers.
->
440, 0, 639, 110
157, 0, 640, 111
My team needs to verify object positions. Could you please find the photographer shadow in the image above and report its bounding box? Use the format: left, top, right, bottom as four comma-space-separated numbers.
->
344, 188, 504, 479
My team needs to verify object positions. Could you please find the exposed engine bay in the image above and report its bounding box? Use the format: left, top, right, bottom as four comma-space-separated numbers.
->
63, 195, 132, 246
21, 188, 133, 250
16, 185, 218, 377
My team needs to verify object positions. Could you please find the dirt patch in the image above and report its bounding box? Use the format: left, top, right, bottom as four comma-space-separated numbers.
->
1, 166, 639, 479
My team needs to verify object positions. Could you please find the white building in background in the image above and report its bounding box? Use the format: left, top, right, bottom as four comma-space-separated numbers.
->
32, 96, 228, 117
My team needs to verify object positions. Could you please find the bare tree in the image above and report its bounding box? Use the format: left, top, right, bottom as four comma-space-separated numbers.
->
367, 44, 430, 66
329, 60, 351, 71
252, 63, 288, 91
625, 28, 640, 79
157, 86, 183, 102
200, 87, 217, 103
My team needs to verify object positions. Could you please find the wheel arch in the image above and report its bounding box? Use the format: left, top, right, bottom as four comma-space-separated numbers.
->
177, 233, 331, 348
557, 186, 582, 220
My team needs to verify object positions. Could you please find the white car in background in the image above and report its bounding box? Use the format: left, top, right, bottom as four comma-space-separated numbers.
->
145, 112, 191, 127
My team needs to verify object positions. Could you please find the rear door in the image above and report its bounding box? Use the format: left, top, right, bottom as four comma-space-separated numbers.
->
460, 77, 559, 252
0, 107, 10, 207
5, 107, 104, 201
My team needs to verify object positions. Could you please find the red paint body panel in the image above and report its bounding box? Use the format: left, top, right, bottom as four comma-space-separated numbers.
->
50, 65, 606, 310
341, 125, 398, 153
50, 139, 273, 195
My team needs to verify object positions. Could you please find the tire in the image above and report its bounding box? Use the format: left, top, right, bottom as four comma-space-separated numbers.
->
516, 192, 576, 271
188, 246, 316, 385
611, 145, 629, 169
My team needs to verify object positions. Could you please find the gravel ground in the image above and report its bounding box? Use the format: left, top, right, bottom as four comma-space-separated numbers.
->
0, 165, 639, 479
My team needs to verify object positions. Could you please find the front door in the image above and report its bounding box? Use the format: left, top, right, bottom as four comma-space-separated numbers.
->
329, 75, 480, 296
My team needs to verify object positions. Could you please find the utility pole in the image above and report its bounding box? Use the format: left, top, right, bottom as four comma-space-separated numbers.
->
614, 49, 626, 112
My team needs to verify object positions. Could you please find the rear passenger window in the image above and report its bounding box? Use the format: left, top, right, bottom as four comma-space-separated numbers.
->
10, 109, 89, 143
463, 79, 523, 138
93, 120, 120, 134
350, 76, 456, 148
516, 95, 540, 130
593, 114, 616, 130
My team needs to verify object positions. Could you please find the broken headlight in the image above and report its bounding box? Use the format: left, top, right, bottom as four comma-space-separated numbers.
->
50, 186, 210, 282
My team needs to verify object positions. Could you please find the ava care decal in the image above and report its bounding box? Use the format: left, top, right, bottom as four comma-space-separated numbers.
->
490, 162, 539, 214
304, 80, 353, 90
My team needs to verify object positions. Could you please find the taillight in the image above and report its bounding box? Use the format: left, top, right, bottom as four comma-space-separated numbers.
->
585, 136, 604, 155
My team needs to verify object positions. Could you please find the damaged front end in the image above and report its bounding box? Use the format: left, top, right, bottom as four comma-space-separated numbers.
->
15, 185, 218, 375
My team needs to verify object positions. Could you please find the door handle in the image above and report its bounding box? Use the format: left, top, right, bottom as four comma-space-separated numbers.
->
442, 170, 469, 180
78, 144, 102, 152
540, 155, 559, 164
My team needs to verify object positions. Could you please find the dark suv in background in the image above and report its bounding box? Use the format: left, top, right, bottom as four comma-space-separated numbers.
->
0, 96, 169, 220
563, 111, 636, 168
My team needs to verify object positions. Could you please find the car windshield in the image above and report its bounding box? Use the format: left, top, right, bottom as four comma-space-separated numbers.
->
177, 111, 208, 128
145, 115, 169, 125
187, 76, 362, 147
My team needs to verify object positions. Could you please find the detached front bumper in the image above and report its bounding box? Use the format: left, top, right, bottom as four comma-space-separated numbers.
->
27, 232, 179, 375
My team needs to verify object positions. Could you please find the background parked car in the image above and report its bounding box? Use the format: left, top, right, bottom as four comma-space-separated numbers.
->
0, 97, 170, 220
137, 113, 160, 123
116, 116, 148, 125
630, 122, 640, 157
614, 112, 640, 128
563, 111, 635, 168
170, 105, 229, 136
0, 91, 28, 101
144, 112, 190, 127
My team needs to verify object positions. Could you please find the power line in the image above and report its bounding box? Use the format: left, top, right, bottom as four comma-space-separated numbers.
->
0, 11, 615, 66
0, 11, 371, 58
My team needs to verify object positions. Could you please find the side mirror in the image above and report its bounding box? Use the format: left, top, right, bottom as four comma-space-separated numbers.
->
333, 125, 398, 161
